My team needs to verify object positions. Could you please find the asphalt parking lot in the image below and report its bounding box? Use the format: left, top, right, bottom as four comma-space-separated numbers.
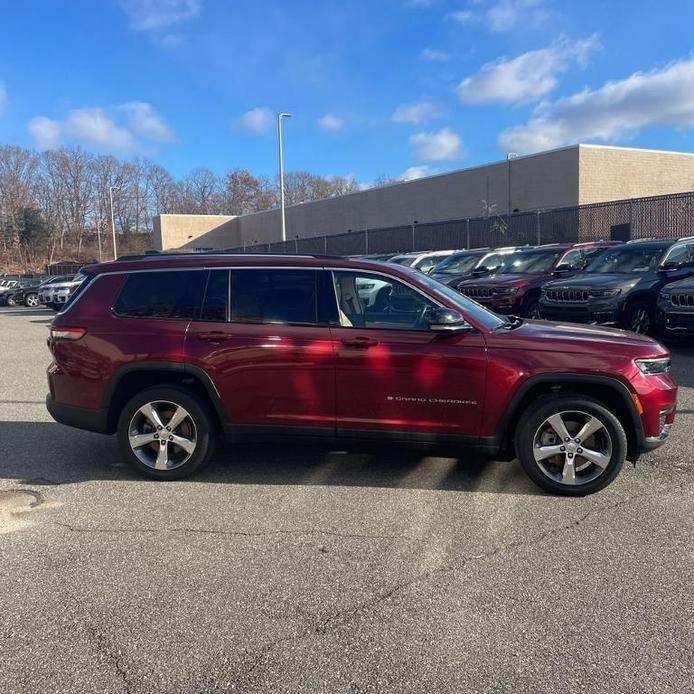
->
1, 307, 693, 694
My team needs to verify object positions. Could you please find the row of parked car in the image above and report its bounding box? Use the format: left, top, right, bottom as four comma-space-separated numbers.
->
355, 237, 694, 338
0, 274, 86, 310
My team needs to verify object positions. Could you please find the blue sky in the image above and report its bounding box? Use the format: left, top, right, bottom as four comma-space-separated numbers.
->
2, 0, 694, 184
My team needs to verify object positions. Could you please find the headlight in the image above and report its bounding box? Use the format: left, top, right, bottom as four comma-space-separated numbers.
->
634, 357, 671, 375
589, 288, 622, 298
493, 287, 518, 295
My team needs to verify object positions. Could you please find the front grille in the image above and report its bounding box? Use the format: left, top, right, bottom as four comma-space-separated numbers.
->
460, 286, 492, 299
544, 288, 589, 303
671, 294, 694, 307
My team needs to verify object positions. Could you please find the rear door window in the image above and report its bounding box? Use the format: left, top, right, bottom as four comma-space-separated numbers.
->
200, 270, 229, 321
231, 269, 319, 325
113, 270, 207, 319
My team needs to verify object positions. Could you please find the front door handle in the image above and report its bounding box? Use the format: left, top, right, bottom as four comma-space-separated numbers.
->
197, 331, 232, 342
341, 336, 379, 348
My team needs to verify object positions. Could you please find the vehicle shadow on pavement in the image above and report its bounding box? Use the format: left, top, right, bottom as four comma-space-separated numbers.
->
0, 420, 541, 496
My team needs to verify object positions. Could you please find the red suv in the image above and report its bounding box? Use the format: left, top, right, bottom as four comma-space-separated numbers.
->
46, 253, 676, 495
457, 242, 618, 318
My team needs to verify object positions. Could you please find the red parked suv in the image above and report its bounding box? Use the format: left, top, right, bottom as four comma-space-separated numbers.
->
457, 242, 618, 318
46, 253, 676, 495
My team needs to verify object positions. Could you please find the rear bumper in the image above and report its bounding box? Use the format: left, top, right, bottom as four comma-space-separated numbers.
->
46, 394, 110, 434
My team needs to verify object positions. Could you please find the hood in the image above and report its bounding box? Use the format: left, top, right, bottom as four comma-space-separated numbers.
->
662, 276, 694, 293
487, 319, 667, 356
46, 280, 80, 290
543, 273, 641, 291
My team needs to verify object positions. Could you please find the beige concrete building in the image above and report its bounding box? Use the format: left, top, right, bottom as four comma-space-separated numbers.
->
154, 144, 694, 251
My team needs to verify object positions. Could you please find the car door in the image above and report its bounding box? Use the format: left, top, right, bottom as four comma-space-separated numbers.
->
184, 267, 336, 435
329, 269, 487, 440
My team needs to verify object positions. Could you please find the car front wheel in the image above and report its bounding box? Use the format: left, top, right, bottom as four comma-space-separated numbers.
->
515, 395, 627, 495
117, 386, 217, 480
625, 301, 653, 334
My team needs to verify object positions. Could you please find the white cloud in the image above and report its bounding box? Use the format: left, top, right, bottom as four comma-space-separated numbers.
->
121, 101, 175, 142
486, 0, 548, 32
392, 100, 445, 125
410, 128, 462, 161
120, 0, 201, 31
28, 117, 62, 150
318, 113, 344, 131
239, 106, 274, 134
457, 35, 599, 105
447, 0, 548, 33
0, 82, 7, 115
27, 102, 174, 152
447, 9, 473, 25
419, 48, 450, 62
400, 165, 433, 181
498, 57, 694, 154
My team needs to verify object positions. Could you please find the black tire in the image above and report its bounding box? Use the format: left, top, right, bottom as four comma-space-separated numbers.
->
515, 394, 627, 496
624, 300, 654, 335
117, 386, 217, 480
522, 297, 542, 319
25, 293, 40, 308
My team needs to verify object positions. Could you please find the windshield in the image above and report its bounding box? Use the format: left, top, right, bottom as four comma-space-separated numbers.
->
390, 256, 416, 267
432, 253, 482, 275
499, 251, 562, 275
413, 270, 507, 330
584, 246, 665, 273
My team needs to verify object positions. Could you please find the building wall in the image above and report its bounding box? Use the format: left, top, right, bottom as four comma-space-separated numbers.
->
235, 146, 580, 247
152, 145, 694, 251
153, 214, 238, 251
578, 145, 694, 204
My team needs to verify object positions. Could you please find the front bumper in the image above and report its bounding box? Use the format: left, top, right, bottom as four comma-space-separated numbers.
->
657, 305, 694, 335
539, 300, 620, 325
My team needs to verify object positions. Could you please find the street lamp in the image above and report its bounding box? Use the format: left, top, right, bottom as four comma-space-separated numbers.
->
506, 152, 518, 217
109, 185, 119, 260
277, 112, 292, 243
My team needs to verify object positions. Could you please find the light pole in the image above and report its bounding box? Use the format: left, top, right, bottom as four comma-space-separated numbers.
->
109, 185, 118, 260
277, 112, 292, 243
506, 152, 518, 217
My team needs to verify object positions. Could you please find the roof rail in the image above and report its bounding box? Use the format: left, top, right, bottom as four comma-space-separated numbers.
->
676, 235, 694, 242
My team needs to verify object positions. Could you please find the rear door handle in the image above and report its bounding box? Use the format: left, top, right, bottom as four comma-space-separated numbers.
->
341, 336, 379, 348
197, 331, 232, 342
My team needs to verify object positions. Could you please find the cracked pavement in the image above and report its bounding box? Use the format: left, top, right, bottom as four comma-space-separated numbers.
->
1, 307, 693, 693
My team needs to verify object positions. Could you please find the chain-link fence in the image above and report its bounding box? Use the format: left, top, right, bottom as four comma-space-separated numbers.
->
227, 189, 694, 255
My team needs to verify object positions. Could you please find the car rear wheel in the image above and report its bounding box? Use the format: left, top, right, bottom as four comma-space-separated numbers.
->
625, 301, 653, 334
117, 386, 217, 480
25, 294, 40, 307
7, 295, 18, 307
515, 395, 627, 496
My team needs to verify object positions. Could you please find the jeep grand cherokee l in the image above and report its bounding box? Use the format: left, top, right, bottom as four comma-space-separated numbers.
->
540, 238, 694, 334
657, 276, 694, 338
46, 253, 676, 496
457, 242, 616, 318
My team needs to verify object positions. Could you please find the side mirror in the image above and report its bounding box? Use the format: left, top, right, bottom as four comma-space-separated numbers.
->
659, 261, 682, 272
553, 263, 573, 276
428, 307, 473, 333
473, 265, 493, 276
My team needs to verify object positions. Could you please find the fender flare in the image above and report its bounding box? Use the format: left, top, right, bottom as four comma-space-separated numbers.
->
102, 361, 228, 429
497, 372, 645, 453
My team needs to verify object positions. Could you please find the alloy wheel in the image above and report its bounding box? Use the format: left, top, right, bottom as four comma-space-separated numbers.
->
630, 307, 651, 334
26, 294, 39, 307
532, 410, 613, 486
127, 400, 198, 471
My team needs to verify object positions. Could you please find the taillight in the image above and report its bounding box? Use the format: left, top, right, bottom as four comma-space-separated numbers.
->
49, 326, 87, 340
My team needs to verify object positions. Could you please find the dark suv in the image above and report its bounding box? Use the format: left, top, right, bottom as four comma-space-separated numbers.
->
540, 238, 694, 334
457, 242, 616, 318
46, 253, 676, 496
657, 276, 694, 338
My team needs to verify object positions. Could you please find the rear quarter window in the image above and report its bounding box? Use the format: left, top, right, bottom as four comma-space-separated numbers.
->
113, 270, 207, 319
